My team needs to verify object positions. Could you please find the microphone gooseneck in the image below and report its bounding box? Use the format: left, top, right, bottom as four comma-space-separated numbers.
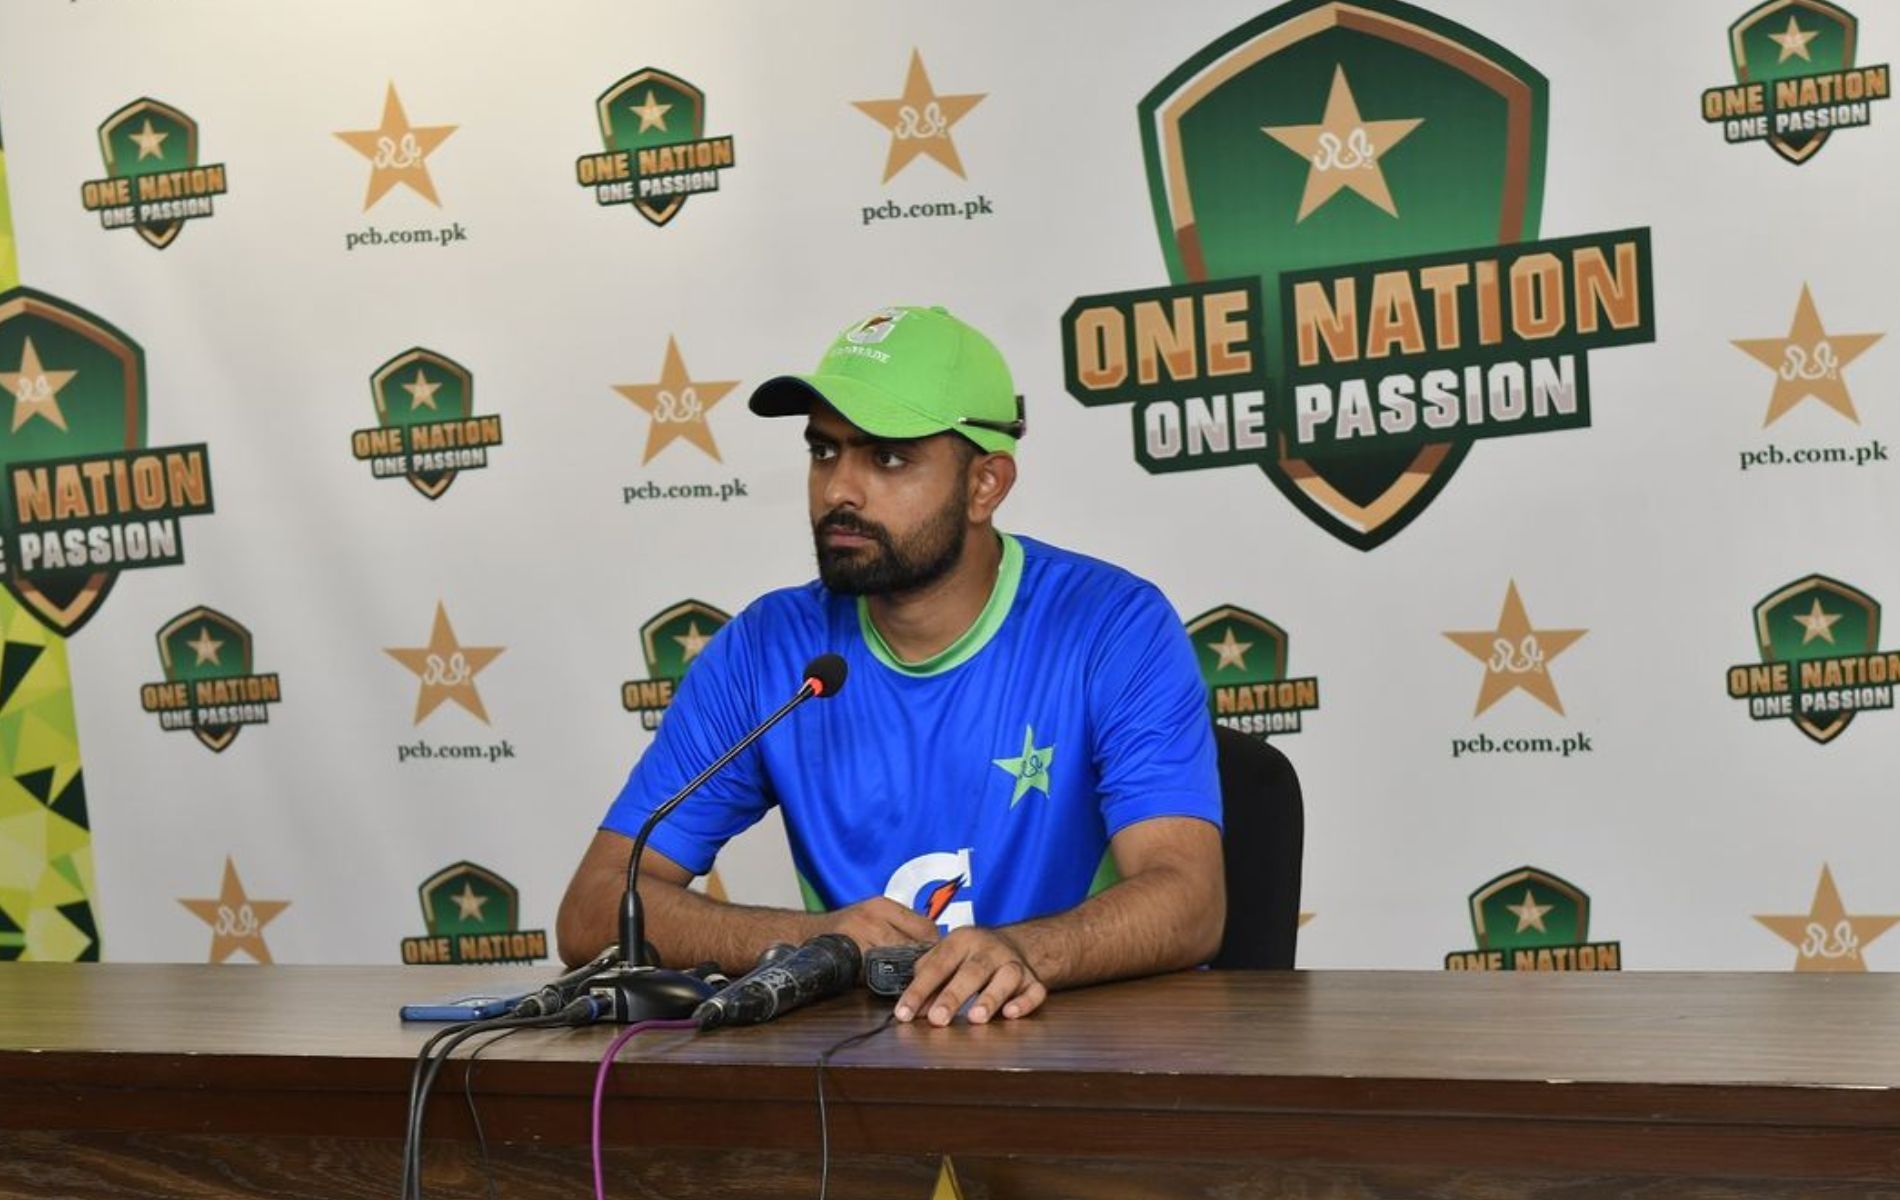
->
597, 654, 848, 1023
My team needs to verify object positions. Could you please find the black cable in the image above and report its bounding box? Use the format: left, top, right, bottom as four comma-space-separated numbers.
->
399, 953, 615, 1200
411, 1018, 510, 1200
462, 1026, 528, 1200
407, 1006, 597, 1200
814, 1014, 895, 1200
403, 1019, 479, 1200
413, 1015, 563, 1199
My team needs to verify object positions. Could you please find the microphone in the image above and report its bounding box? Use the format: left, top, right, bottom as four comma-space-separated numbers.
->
511, 943, 617, 1017
805, 652, 846, 698
591, 654, 849, 1023
693, 933, 863, 1029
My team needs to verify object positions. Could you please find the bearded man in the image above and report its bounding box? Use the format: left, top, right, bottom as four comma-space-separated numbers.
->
557, 306, 1223, 1026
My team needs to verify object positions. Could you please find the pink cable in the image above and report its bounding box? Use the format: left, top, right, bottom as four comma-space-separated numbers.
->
592, 1019, 696, 1200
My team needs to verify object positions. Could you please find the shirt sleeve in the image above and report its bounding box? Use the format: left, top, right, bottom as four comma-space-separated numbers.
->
1087, 582, 1223, 837
598, 610, 776, 875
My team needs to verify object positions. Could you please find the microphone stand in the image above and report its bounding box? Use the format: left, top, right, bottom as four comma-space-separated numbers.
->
588, 679, 824, 1022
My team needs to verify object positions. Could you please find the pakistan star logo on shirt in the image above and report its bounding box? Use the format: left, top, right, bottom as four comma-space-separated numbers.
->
993, 725, 1055, 808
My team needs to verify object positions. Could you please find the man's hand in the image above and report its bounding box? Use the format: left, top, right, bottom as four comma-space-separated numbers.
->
823, 896, 942, 954
895, 926, 1047, 1026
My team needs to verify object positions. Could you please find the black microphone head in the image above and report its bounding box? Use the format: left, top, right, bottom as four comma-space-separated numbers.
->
810, 931, 863, 981
804, 653, 847, 698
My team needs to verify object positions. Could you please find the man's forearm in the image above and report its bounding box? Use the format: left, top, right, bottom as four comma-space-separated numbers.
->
638, 880, 825, 974
559, 874, 820, 973
558, 835, 945, 970
1003, 864, 1224, 990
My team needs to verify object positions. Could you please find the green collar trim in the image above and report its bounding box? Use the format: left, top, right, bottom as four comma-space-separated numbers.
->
857, 533, 1022, 677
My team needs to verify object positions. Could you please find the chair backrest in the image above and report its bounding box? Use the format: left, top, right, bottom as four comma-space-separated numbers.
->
1210, 724, 1304, 970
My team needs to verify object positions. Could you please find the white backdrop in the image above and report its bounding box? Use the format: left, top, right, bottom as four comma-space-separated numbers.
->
0, 0, 1894, 971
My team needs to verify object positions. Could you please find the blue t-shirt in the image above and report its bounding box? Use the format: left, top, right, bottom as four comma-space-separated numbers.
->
601, 533, 1220, 931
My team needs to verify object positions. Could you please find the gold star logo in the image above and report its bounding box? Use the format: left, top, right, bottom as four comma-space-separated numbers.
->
451, 881, 490, 922
852, 49, 986, 183
1791, 596, 1843, 645
384, 601, 505, 724
129, 117, 170, 161
613, 336, 737, 464
930, 1157, 968, 1200
333, 82, 458, 210
1444, 582, 1587, 717
1756, 865, 1900, 972
1767, 14, 1819, 63
1207, 626, 1254, 672
178, 857, 290, 964
401, 368, 442, 411
187, 625, 225, 666
0, 336, 78, 434
674, 621, 713, 663
1506, 889, 1554, 934
1733, 285, 1883, 426
629, 89, 673, 133
1263, 65, 1423, 223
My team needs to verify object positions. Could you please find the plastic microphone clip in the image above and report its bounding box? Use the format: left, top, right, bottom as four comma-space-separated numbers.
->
585, 965, 719, 1025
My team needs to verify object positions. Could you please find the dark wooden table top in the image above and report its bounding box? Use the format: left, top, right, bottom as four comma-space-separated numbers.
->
4, 964, 1900, 1081
3, 965, 1898, 1134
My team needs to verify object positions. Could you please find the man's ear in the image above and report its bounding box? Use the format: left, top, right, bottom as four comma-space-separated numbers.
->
966, 451, 1017, 523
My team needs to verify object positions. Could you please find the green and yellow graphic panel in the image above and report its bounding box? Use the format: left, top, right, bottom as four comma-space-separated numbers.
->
0, 113, 101, 962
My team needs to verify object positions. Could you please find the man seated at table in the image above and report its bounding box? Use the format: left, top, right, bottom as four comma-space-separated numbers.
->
557, 305, 1224, 1026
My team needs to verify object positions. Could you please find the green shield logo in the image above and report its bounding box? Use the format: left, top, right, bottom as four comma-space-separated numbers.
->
1729, 0, 1859, 163
418, 860, 519, 940
157, 605, 252, 752
1185, 605, 1320, 736
97, 98, 199, 250
642, 599, 730, 681
624, 600, 730, 728
0, 287, 145, 635
1754, 573, 1879, 744
598, 69, 705, 226
371, 347, 474, 500
1138, 0, 1548, 548
1469, 866, 1588, 953
1188, 605, 1288, 684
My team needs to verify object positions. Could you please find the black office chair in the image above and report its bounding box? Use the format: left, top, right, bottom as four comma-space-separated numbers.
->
1209, 724, 1305, 969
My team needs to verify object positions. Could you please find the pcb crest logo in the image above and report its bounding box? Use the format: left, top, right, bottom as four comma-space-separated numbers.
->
1700, 2, 1890, 163
1061, 0, 1654, 549
1185, 605, 1319, 737
1444, 866, 1622, 972
399, 861, 547, 965
1725, 573, 1892, 744
79, 99, 228, 249
350, 348, 502, 499
140, 606, 282, 752
623, 600, 729, 730
0, 287, 214, 635
574, 69, 736, 226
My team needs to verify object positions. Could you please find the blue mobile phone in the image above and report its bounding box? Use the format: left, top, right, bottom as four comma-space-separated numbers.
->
399, 986, 535, 1022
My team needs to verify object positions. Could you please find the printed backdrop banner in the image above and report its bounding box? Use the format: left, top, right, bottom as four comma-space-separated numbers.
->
0, 0, 1894, 974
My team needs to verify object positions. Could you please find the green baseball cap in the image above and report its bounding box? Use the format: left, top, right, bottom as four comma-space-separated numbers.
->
748, 305, 1023, 454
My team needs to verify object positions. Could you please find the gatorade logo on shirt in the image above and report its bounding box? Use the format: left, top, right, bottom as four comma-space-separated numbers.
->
886, 848, 975, 932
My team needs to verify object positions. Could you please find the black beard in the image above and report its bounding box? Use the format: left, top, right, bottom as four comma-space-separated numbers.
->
813, 492, 967, 596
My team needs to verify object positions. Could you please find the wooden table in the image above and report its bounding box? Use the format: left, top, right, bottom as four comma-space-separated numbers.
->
1, 965, 1896, 1198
